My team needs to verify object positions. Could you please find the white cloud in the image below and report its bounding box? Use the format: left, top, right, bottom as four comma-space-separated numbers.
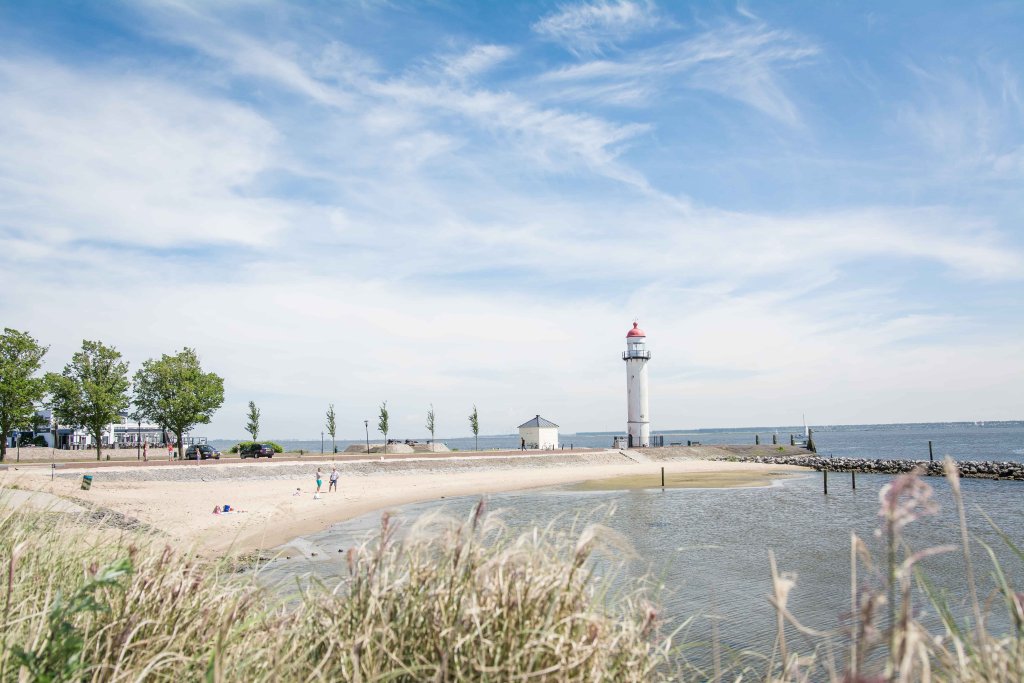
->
440, 44, 516, 82
0, 59, 288, 251
2, 1, 1022, 440
538, 20, 818, 124
533, 0, 664, 56
898, 58, 1024, 180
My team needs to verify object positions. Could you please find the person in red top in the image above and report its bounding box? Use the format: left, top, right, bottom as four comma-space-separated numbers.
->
167, 442, 173, 460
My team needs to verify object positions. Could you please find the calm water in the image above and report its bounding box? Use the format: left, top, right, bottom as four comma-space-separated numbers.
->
263, 470, 1024, 664
212, 421, 1024, 462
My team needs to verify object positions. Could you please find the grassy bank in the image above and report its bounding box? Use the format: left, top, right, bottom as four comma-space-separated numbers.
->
0, 499, 674, 682
2, 459, 1023, 681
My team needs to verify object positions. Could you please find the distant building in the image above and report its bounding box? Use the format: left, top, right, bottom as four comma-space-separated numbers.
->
5, 410, 184, 450
517, 415, 559, 450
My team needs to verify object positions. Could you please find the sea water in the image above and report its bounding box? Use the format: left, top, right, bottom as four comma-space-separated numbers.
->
213, 420, 1024, 461
261, 471, 1024, 664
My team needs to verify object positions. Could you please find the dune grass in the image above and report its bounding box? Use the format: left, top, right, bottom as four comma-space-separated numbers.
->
0, 498, 675, 682
2, 457, 1024, 681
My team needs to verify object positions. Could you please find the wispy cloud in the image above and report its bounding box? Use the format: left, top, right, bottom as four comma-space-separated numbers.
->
898, 58, 1024, 180
538, 19, 818, 125
0, 59, 287, 252
533, 0, 665, 56
2, 1, 1022, 436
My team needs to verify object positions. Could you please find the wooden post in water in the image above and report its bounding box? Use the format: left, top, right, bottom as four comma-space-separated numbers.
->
928, 440, 933, 462
823, 468, 828, 495
790, 434, 795, 446
851, 470, 856, 490
755, 434, 760, 445
772, 433, 778, 445
661, 467, 665, 488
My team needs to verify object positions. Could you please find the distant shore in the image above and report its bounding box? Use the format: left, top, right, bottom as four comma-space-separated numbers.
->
1, 445, 809, 555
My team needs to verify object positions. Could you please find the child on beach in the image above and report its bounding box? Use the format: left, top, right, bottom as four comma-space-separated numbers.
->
314, 468, 323, 499
329, 467, 339, 492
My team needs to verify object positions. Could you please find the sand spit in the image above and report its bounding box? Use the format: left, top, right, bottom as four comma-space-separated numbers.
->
1, 446, 809, 555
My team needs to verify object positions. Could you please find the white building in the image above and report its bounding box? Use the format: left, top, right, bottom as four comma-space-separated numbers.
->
517, 415, 559, 450
623, 321, 651, 448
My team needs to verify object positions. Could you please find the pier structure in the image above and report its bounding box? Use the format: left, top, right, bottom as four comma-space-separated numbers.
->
623, 322, 651, 448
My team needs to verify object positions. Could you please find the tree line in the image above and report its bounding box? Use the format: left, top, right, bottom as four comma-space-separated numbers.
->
0, 328, 224, 462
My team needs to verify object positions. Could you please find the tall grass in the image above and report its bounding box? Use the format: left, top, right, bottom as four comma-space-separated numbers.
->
3, 457, 1024, 681
0, 499, 675, 682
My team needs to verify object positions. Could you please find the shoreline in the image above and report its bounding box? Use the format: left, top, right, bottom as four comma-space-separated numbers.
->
1, 446, 810, 555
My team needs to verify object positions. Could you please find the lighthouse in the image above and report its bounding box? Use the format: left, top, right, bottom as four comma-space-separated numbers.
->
623, 321, 651, 448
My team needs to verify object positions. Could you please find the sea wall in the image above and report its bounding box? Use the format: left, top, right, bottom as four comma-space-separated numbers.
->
712, 454, 1024, 480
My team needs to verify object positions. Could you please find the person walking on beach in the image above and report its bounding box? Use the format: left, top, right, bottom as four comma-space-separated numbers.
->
328, 466, 339, 493
314, 468, 323, 499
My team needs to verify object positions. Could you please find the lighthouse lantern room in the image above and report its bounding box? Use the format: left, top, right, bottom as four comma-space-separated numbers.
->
623, 322, 651, 448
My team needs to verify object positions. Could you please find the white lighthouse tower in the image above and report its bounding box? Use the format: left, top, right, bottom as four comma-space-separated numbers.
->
623, 321, 651, 448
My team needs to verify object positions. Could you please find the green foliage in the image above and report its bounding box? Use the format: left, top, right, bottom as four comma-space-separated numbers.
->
378, 401, 389, 453
469, 404, 479, 451
229, 440, 283, 454
0, 328, 48, 461
49, 340, 130, 461
425, 403, 435, 442
246, 400, 260, 442
10, 558, 132, 683
16, 434, 47, 447
133, 348, 224, 459
325, 404, 336, 453
0, 503, 674, 681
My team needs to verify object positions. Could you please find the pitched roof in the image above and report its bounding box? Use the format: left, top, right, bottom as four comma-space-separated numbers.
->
517, 415, 559, 429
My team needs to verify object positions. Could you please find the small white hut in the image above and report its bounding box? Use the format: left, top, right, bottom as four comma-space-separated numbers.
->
517, 415, 559, 450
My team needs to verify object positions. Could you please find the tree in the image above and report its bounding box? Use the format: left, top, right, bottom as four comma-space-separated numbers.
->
246, 401, 261, 442
133, 348, 224, 460
469, 404, 479, 452
0, 329, 48, 462
51, 340, 131, 461
378, 401, 389, 455
44, 372, 79, 453
326, 404, 337, 454
425, 404, 435, 449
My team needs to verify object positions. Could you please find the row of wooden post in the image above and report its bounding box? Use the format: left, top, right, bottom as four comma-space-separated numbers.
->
821, 468, 858, 494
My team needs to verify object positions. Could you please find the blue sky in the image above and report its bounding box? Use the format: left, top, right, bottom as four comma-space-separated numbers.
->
1, 1, 1021, 439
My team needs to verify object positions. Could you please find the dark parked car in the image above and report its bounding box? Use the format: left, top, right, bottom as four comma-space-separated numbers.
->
185, 444, 221, 460
240, 443, 274, 459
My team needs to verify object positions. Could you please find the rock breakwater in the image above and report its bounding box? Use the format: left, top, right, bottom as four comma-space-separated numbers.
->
712, 455, 1024, 480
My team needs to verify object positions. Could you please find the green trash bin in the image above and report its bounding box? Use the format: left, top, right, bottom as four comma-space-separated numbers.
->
81, 475, 93, 490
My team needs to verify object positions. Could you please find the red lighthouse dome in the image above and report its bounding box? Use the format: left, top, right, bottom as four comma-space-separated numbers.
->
626, 322, 646, 338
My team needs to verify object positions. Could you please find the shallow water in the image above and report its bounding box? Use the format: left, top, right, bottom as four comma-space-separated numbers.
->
261, 470, 1024, 667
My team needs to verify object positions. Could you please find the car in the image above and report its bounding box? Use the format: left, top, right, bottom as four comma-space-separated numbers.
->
185, 444, 221, 460
240, 443, 275, 459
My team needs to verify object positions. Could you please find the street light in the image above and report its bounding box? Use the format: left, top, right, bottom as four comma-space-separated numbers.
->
14, 430, 19, 462
321, 431, 324, 454
364, 420, 369, 454
137, 419, 141, 460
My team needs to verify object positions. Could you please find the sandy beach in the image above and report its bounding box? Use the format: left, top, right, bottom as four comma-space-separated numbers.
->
1, 445, 809, 555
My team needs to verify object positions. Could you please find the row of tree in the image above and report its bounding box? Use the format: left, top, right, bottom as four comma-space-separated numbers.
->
0, 328, 224, 462
370, 402, 480, 454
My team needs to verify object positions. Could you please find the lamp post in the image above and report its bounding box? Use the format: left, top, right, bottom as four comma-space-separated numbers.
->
364, 420, 369, 455
321, 431, 324, 454
14, 430, 20, 462
137, 420, 141, 460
